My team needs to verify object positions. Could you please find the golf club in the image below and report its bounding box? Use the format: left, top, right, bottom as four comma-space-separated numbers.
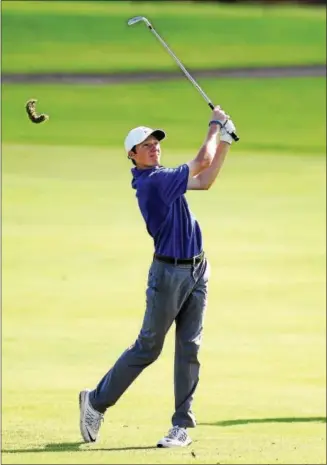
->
127, 16, 239, 142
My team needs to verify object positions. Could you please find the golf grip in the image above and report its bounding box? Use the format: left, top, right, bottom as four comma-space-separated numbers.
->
208, 102, 239, 141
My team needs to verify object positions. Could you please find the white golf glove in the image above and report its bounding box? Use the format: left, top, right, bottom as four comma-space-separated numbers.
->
220, 119, 236, 145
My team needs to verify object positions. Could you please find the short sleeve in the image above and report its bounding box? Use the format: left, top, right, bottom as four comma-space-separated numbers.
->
151, 164, 189, 205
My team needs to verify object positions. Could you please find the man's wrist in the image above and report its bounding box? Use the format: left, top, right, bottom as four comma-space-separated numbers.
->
207, 123, 220, 139
209, 119, 226, 128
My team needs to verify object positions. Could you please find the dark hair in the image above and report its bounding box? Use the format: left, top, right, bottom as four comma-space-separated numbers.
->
130, 146, 137, 166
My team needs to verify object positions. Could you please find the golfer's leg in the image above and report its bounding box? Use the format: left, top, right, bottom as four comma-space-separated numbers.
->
172, 262, 209, 428
89, 260, 181, 413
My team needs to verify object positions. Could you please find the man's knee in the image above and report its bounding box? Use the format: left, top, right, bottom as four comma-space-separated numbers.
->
177, 339, 201, 363
134, 331, 164, 364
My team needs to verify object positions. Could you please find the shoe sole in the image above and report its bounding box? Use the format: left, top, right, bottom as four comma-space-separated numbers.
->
79, 390, 96, 443
157, 438, 192, 448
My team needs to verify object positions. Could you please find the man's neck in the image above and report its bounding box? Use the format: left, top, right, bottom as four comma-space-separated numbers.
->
135, 164, 160, 170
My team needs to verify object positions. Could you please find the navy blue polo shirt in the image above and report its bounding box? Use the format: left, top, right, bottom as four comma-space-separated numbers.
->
131, 164, 203, 259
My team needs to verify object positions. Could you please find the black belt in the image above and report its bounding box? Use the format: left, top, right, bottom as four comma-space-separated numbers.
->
154, 251, 205, 265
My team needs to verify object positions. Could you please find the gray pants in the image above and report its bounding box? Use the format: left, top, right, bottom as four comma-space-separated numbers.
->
89, 256, 210, 428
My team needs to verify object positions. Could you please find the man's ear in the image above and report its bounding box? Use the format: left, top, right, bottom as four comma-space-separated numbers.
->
128, 149, 137, 160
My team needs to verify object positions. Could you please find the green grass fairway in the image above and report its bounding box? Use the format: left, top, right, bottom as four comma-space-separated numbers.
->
2, 1, 326, 463
2, 77, 326, 153
2, 143, 326, 464
2, 1, 326, 73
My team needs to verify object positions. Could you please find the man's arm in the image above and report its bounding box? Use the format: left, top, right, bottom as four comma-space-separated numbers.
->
187, 119, 236, 190
187, 140, 230, 190
186, 105, 228, 177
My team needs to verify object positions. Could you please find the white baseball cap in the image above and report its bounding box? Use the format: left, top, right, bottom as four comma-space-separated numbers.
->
124, 126, 166, 152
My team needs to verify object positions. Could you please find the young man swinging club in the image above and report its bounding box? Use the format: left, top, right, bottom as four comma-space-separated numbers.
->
79, 105, 237, 448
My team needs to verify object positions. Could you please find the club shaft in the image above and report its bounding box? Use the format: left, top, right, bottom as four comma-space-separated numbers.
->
146, 23, 239, 142
147, 25, 213, 107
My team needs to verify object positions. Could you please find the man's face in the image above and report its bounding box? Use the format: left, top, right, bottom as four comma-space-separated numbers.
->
129, 135, 161, 168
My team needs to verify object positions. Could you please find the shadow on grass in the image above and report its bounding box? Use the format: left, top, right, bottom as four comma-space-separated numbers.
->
199, 416, 327, 427
2, 442, 158, 454
3, 417, 326, 454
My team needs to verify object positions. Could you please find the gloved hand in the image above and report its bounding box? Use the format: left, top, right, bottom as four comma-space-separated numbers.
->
220, 119, 236, 145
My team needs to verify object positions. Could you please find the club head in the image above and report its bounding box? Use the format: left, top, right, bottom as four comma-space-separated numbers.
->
127, 16, 151, 27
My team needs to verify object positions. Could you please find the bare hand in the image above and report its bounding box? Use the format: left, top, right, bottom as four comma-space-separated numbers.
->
211, 105, 229, 124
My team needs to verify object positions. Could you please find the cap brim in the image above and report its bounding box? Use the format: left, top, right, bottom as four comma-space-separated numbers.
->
151, 129, 166, 142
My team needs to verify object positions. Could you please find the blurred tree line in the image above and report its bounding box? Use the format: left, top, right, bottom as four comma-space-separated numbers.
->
193, 0, 326, 3
152, 0, 326, 4
130, 0, 326, 5
213, 0, 326, 3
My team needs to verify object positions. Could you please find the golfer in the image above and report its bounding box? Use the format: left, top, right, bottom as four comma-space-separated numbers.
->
79, 105, 236, 448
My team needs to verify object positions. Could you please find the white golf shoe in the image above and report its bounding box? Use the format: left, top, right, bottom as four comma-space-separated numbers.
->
157, 426, 192, 448
79, 389, 104, 442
